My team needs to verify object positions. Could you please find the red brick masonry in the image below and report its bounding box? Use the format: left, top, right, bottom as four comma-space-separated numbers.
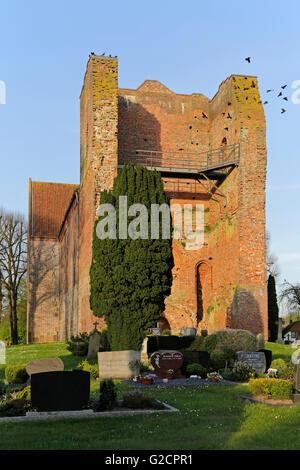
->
27, 56, 267, 343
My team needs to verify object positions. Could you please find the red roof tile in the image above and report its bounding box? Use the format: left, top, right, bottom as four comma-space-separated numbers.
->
29, 181, 79, 238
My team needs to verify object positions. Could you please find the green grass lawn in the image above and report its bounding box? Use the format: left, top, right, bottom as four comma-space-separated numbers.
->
0, 341, 299, 450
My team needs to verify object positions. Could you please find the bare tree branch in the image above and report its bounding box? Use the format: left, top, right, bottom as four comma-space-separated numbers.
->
0, 209, 27, 344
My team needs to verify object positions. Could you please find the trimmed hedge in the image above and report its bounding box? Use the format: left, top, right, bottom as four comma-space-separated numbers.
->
203, 329, 256, 353
248, 378, 293, 400
5, 365, 28, 384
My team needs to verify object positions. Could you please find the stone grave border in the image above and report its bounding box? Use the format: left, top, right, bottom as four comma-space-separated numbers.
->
0, 401, 179, 424
238, 394, 300, 407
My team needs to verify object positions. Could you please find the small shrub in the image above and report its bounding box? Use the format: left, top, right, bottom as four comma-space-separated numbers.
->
0, 398, 31, 417
122, 391, 160, 409
222, 348, 237, 366
253, 371, 266, 379
232, 361, 255, 382
220, 369, 239, 382
5, 365, 28, 384
161, 330, 171, 336
248, 378, 293, 400
77, 360, 98, 379
97, 379, 117, 411
203, 329, 256, 353
186, 363, 206, 378
16, 386, 31, 401
0, 380, 6, 398
280, 365, 295, 380
271, 380, 293, 400
66, 332, 90, 356
270, 359, 287, 376
210, 352, 227, 371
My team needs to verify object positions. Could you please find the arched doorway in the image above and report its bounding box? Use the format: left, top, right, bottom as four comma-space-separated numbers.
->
159, 316, 171, 332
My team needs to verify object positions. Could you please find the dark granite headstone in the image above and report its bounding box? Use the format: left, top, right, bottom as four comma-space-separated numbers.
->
258, 349, 273, 372
150, 351, 184, 378
31, 370, 90, 411
237, 351, 266, 373
181, 351, 210, 373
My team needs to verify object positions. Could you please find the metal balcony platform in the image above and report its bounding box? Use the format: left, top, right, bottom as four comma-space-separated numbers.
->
118, 143, 240, 179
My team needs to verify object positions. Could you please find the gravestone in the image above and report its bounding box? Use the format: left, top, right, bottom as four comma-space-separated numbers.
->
31, 370, 90, 411
150, 350, 184, 378
0, 341, 5, 364
140, 337, 149, 364
87, 321, 101, 360
237, 351, 266, 373
181, 350, 210, 373
26, 358, 64, 376
295, 363, 300, 394
98, 350, 140, 379
258, 349, 272, 371
180, 326, 197, 336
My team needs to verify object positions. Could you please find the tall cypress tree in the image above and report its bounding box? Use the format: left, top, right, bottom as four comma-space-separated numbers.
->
268, 274, 279, 342
90, 164, 174, 351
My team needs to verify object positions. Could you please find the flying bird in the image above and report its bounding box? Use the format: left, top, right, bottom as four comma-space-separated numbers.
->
227, 113, 232, 119
90, 52, 95, 55
245, 57, 251, 63
101, 52, 105, 56
228, 102, 232, 106
266, 89, 274, 93
224, 127, 229, 131
263, 101, 268, 104
202, 112, 208, 119
281, 84, 287, 89
278, 92, 282, 97
283, 97, 288, 101
281, 108, 286, 113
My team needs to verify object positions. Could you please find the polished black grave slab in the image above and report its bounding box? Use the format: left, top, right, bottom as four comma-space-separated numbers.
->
31, 370, 90, 411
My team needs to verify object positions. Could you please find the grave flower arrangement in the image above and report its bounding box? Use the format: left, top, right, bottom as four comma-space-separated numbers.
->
164, 369, 175, 379
267, 368, 278, 378
207, 372, 223, 382
140, 373, 157, 385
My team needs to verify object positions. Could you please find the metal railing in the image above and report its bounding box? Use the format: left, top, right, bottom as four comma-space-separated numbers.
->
118, 143, 240, 173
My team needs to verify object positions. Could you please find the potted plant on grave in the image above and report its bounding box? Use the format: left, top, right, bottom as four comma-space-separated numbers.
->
164, 369, 175, 380
207, 372, 223, 383
141, 373, 157, 385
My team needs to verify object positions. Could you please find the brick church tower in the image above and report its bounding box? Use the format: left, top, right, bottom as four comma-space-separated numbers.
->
27, 55, 267, 343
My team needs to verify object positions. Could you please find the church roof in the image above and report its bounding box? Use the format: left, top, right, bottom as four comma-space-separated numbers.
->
29, 180, 79, 239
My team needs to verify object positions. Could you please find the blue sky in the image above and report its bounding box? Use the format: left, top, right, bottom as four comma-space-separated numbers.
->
0, 0, 299, 289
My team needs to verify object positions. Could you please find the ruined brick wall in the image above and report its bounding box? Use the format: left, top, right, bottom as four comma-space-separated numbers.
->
27, 181, 78, 343
58, 195, 79, 340
27, 239, 60, 343
119, 81, 210, 155
117, 75, 267, 337
27, 59, 267, 343
78, 56, 118, 334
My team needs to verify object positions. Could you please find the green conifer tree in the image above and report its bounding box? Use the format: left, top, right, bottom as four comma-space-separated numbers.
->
268, 274, 279, 342
90, 164, 174, 350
